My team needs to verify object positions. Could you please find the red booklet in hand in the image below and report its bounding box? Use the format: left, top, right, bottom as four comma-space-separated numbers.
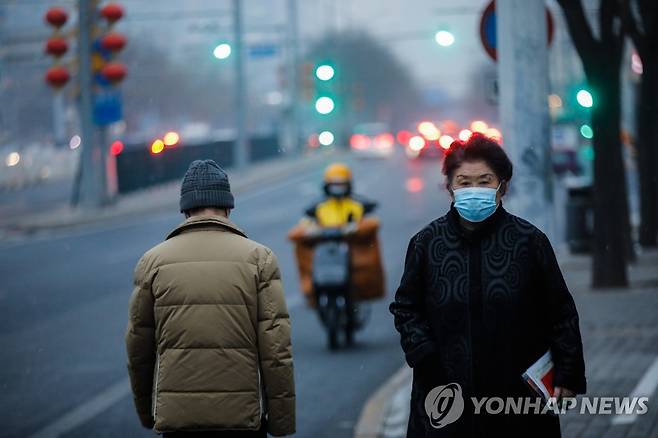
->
522, 350, 555, 402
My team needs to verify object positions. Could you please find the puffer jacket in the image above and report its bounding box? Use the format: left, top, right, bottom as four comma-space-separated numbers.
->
125, 215, 295, 436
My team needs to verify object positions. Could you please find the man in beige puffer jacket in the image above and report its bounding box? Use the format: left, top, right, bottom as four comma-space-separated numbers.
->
125, 159, 295, 437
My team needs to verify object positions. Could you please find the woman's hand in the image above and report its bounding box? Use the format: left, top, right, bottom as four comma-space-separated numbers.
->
554, 386, 576, 409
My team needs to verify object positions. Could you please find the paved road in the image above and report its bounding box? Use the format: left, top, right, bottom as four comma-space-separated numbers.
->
0, 177, 74, 226
0, 150, 451, 438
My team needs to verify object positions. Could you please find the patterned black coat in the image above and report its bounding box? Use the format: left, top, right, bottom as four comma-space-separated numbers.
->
390, 205, 586, 438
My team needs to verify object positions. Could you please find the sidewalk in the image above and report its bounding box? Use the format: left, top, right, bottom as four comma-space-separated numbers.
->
355, 249, 658, 438
0, 149, 341, 240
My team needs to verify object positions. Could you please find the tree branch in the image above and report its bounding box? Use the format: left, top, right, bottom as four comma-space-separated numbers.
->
637, 0, 658, 53
637, 0, 658, 35
601, 0, 624, 44
556, 0, 599, 68
619, 0, 645, 59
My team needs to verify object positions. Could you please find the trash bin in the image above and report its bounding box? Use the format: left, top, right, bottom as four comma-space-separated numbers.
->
566, 185, 593, 253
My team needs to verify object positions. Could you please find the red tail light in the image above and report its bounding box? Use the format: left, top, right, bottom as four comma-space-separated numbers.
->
350, 134, 371, 150
374, 133, 394, 149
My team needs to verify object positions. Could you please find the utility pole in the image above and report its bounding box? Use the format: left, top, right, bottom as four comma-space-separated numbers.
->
53, 92, 66, 146
74, 0, 107, 207
232, 0, 248, 170
285, 0, 300, 155
0, 5, 6, 145
496, 0, 554, 237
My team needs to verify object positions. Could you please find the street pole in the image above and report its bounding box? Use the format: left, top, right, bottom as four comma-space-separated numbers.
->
286, 0, 300, 155
53, 92, 66, 146
496, 0, 554, 238
74, 0, 107, 207
232, 0, 248, 170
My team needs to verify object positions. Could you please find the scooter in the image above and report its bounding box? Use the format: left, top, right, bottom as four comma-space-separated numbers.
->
305, 225, 370, 350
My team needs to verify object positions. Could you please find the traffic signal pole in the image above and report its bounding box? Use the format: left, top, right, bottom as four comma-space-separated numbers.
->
232, 0, 248, 170
74, 0, 108, 208
496, 0, 554, 238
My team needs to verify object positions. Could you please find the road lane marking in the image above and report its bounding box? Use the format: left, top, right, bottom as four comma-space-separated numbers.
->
611, 355, 658, 425
30, 378, 131, 438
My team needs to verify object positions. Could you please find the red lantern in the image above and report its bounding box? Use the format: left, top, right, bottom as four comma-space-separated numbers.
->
100, 3, 124, 24
45, 37, 69, 57
45, 7, 68, 28
45, 66, 70, 88
100, 32, 127, 53
101, 62, 127, 84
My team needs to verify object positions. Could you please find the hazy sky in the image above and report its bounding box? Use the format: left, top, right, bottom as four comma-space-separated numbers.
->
2, 0, 580, 100
2, 0, 594, 133
76, 0, 498, 98
296, 0, 494, 97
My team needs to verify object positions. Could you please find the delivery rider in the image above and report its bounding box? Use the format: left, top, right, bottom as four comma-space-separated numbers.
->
305, 163, 377, 227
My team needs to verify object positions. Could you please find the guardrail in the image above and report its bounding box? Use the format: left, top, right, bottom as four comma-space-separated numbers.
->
116, 136, 280, 194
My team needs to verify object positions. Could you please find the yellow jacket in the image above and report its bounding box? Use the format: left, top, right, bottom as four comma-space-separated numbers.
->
305, 195, 377, 227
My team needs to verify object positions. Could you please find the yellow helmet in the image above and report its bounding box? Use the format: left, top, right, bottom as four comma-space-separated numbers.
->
323, 163, 352, 184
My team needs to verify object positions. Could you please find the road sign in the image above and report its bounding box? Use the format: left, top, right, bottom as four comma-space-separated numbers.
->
93, 89, 122, 125
248, 44, 277, 58
479, 0, 554, 62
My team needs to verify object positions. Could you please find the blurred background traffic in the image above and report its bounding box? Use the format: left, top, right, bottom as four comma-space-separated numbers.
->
1, 0, 657, 437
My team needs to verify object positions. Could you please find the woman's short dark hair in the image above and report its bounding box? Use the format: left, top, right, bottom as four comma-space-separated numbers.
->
442, 133, 513, 186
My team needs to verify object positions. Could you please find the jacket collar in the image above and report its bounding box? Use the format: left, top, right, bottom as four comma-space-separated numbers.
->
166, 215, 248, 240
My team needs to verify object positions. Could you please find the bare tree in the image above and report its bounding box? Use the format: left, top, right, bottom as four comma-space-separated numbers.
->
556, 0, 630, 287
620, 0, 658, 247
303, 31, 422, 130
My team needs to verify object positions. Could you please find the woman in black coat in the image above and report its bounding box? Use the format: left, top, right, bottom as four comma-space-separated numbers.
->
390, 134, 586, 437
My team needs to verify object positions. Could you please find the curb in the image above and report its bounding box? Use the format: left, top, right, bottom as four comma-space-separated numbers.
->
354, 365, 411, 438
0, 149, 344, 238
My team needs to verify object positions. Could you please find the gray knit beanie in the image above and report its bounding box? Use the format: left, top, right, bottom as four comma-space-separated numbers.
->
179, 159, 234, 212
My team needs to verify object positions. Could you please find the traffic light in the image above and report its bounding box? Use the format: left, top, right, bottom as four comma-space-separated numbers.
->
315, 64, 334, 81
318, 130, 335, 146
315, 96, 335, 115
576, 89, 593, 108
313, 62, 336, 115
213, 43, 231, 60
434, 30, 455, 47
579, 124, 593, 139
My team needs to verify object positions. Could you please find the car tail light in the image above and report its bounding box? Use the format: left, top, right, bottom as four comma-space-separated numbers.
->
374, 133, 394, 149
396, 130, 412, 146
439, 135, 454, 149
408, 135, 425, 151
350, 134, 371, 150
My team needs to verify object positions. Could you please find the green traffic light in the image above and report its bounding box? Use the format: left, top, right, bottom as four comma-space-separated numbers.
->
318, 131, 335, 146
213, 43, 231, 60
580, 124, 594, 139
315, 96, 335, 114
576, 89, 593, 108
315, 65, 335, 81
435, 30, 455, 47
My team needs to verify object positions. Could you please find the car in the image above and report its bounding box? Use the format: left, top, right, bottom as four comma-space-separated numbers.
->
405, 137, 447, 159
349, 123, 395, 158
402, 121, 450, 160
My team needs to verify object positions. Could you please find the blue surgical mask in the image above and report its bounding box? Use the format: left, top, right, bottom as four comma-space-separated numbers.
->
453, 184, 501, 222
